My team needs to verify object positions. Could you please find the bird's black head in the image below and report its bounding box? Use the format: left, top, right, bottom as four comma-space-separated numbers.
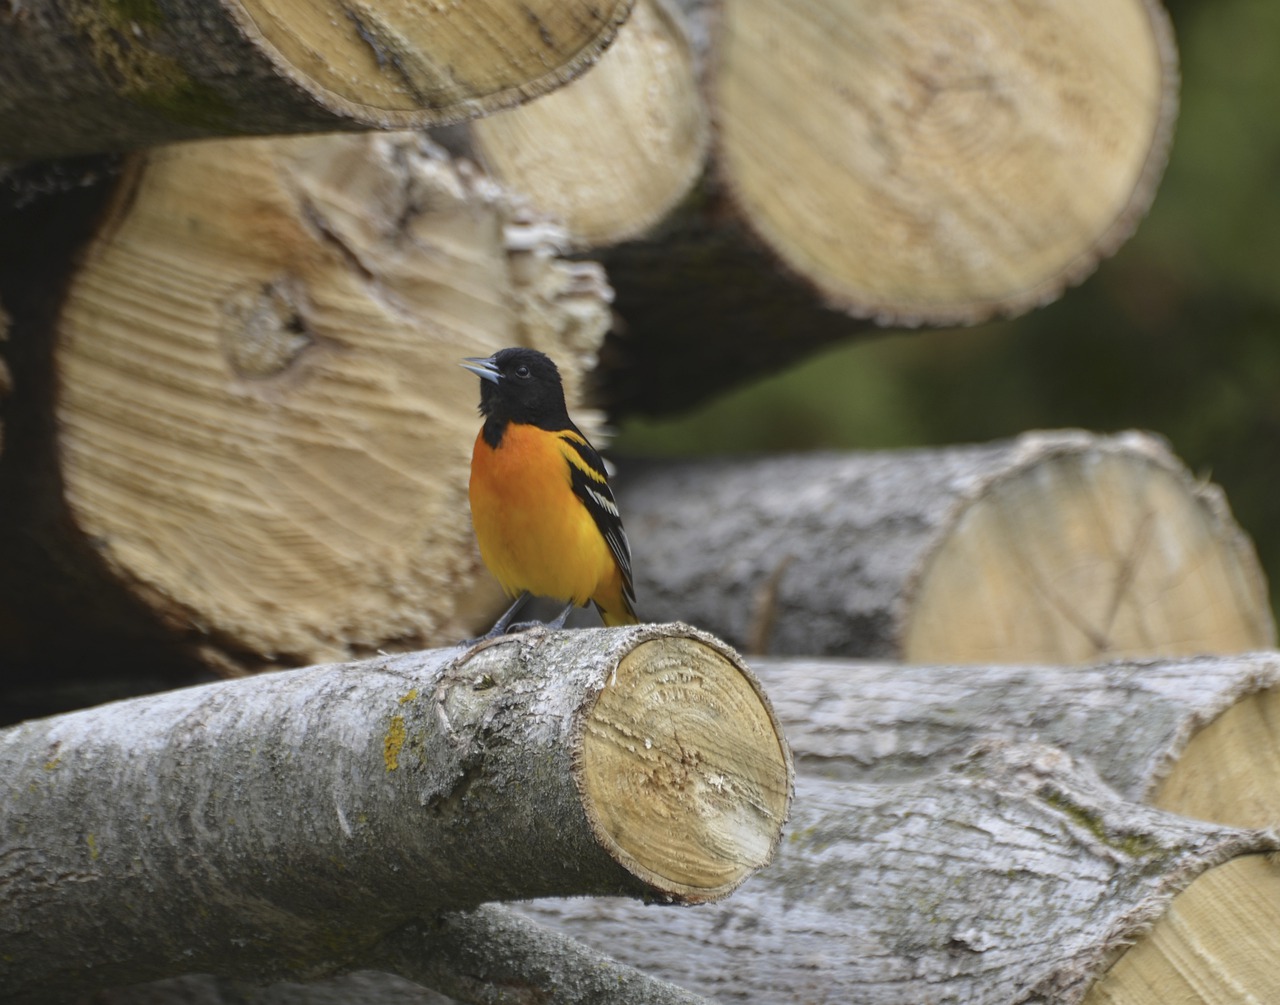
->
461, 347, 572, 443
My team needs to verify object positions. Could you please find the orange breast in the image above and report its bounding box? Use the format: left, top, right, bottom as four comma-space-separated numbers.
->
469, 425, 620, 608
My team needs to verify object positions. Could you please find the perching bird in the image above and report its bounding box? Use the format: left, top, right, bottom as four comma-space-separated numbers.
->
462, 347, 638, 635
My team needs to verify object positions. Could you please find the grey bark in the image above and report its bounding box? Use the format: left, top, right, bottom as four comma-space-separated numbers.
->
516, 740, 1278, 1004
89, 906, 717, 1005
2, 0, 325, 160
370, 904, 715, 1004
617, 429, 1075, 655
615, 428, 1269, 657
91, 906, 716, 998
91, 972, 456, 1005
79, 652, 1280, 1004
0, 625, 774, 1002
752, 650, 1280, 803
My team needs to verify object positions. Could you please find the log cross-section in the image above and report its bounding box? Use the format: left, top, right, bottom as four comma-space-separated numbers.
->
714, 0, 1179, 325
0, 131, 615, 679
468, 0, 710, 246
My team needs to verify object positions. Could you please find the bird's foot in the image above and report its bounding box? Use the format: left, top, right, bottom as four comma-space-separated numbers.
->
456, 599, 574, 651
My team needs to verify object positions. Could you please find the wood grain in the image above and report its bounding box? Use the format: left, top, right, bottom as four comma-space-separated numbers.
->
1085, 855, 1280, 1005
715, 0, 1178, 323
581, 634, 792, 897
45, 132, 611, 672
471, 0, 708, 245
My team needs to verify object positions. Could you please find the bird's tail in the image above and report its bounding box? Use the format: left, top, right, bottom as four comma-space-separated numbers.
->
594, 590, 639, 627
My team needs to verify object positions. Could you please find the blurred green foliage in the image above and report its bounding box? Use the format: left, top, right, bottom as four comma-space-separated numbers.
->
616, 0, 1280, 621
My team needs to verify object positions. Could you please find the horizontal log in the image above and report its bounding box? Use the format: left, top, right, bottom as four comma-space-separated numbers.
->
93, 973, 457, 1005
36, 651, 1280, 1004
0, 624, 791, 1001
96, 908, 718, 1005
0, 0, 633, 160
751, 651, 1280, 831
618, 429, 1274, 662
708, 0, 1179, 325
512, 650, 1280, 1002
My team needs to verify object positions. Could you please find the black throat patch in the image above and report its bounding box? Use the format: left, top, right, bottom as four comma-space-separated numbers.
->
481, 414, 508, 449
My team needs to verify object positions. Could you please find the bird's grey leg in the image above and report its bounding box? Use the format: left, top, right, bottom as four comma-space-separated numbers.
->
485, 592, 532, 637
505, 600, 576, 634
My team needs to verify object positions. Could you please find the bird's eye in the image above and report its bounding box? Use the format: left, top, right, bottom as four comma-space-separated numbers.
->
514, 365, 531, 379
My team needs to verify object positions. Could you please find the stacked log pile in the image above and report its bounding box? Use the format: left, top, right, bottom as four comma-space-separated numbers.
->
1, 132, 612, 680
0, 626, 792, 1002
1, 0, 1190, 682
5, 1, 1278, 1003
456, 0, 1180, 411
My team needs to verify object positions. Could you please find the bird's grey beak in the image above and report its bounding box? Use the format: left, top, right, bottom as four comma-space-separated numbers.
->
460, 356, 501, 384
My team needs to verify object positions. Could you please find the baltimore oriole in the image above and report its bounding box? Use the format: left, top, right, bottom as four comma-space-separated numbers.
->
462, 347, 638, 635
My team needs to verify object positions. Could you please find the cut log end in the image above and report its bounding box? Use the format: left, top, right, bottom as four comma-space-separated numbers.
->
716, 0, 1179, 324
1085, 854, 1280, 1005
232, 0, 636, 122
37, 132, 612, 674
901, 433, 1274, 664
1152, 685, 1280, 830
578, 633, 792, 901
0, 0, 636, 160
470, 0, 709, 246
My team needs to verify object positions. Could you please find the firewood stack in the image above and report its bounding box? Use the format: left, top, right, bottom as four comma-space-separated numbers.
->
4, 1, 1279, 1003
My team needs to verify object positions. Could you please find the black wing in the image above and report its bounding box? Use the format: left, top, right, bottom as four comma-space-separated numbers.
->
558, 429, 637, 615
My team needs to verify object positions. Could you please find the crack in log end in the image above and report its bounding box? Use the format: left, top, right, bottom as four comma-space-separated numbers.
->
526, 7, 555, 50
340, 3, 463, 107
1100, 509, 1154, 645
345, 8, 387, 69
299, 197, 376, 283
578, 635, 792, 900
295, 183, 435, 330
1011, 544, 1113, 656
